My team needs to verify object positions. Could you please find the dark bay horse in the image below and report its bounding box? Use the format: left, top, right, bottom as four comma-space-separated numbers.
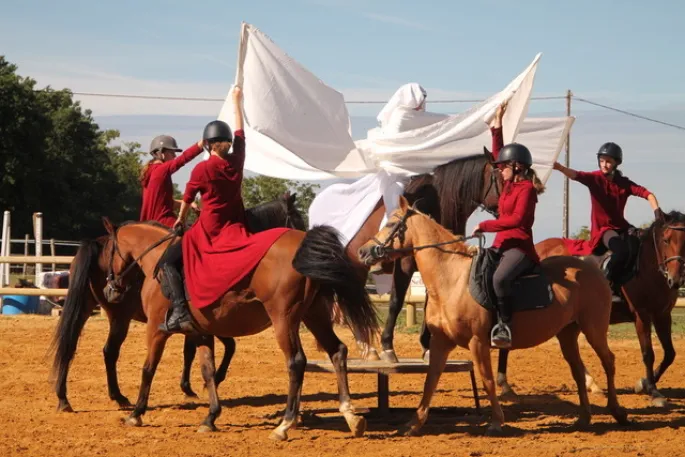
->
496, 211, 685, 407
359, 197, 629, 435
51, 193, 306, 413
343, 150, 503, 361
52, 219, 379, 441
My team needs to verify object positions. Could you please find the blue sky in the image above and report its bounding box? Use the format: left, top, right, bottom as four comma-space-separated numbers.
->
2, 0, 684, 240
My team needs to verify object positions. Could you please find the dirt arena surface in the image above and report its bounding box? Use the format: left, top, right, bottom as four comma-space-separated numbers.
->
1, 315, 684, 457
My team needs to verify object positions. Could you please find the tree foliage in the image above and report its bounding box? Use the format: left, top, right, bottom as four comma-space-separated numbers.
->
0, 56, 144, 239
571, 225, 591, 240
241, 175, 319, 225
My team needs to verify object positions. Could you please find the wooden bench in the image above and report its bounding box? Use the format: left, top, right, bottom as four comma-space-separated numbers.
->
305, 357, 480, 416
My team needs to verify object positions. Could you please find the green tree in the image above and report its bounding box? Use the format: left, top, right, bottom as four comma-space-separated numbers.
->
0, 56, 144, 239
241, 176, 319, 225
571, 225, 591, 240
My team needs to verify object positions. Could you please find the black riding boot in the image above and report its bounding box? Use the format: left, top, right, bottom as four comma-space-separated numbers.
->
603, 254, 624, 301
158, 264, 194, 334
491, 297, 513, 349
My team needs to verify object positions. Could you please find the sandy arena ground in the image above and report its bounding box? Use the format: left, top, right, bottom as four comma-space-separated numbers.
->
1, 315, 684, 457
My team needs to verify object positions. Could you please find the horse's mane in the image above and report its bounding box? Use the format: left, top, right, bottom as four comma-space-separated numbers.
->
120, 220, 171, 231
641, 210, 685, 241
403, 205, 475, 257
404, 154, 489, 236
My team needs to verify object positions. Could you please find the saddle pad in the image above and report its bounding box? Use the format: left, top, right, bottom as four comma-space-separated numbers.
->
468, 248, 554, 311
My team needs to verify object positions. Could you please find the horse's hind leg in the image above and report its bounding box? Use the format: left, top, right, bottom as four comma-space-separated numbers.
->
195, 336, 221, 432
124, 325, 170, 427
103, 314, 133, 409
214, 336, 236, 388
556, 323, 593, 428
303, 309, 367, 438
580, 321, 630, 425
180, 337, 198, 398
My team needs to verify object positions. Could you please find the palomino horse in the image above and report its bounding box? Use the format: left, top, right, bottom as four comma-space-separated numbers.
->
496, 211, 685, 406
51, 194, 306, 412
52, 220, 378, 441
343, 151, 502, 361
358, 197, 629, 435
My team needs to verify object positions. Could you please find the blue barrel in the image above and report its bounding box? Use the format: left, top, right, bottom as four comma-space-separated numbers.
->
1, 295, 39, 315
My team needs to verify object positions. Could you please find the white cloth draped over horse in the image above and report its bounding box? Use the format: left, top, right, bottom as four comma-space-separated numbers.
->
212, 22, 574, 251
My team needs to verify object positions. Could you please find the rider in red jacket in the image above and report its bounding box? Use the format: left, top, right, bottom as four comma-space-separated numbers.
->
474, 142, 545, 349
553, 142, 663, 297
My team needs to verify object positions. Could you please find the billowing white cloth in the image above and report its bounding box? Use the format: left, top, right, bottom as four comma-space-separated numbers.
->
376, 83, 427, 129
213, 23, 541, 180
308, 170, 405, 247
308, 116, 574, 250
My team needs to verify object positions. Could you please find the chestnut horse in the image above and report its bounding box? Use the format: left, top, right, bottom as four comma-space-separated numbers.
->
52, 219, 378, 441
343, 151, 502, 361
358, 197, 629, 435
50, 194, 306, 413
496, 211, 685, 406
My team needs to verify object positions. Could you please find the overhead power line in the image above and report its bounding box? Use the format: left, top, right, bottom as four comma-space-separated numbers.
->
31, 89, 685, 131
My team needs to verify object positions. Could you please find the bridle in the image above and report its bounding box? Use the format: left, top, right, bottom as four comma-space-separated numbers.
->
474, 161, 502, 218
104, 226, 178, 299
366, 207, 483, 262
652, 223, 685, 280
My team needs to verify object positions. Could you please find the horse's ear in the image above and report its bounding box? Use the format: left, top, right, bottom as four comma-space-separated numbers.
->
483, 146, 494, 162
288, 192, 297, 205
399, 195, 409, 212
102, 216, 116, 235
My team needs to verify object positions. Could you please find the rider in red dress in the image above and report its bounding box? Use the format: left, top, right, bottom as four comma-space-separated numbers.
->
553, 143, 663, 297
160, 87, 290, 333
140, 136, 201, 228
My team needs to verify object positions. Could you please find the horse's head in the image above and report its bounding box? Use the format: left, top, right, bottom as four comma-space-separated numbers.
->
653, 211, 685, 290
282, 191, 307, 230
480, 146, 504, 215
101, 217, 133, 303
358, 196, 417, 266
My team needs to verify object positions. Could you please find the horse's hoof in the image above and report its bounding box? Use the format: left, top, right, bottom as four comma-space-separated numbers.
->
380, 350, 400, 364
269, 429, 288, 442
397, 423, 420, 437
365, 348, 381, 362
634, 378, 647, 394
485, 424, 503, 436
612, 408, 631, 426
571, 415, 591, 431
197, 424, 218, 433
57, 401, 74, 413
651, 395, 668, 408
123, 416, 143, 427
181, 384, 198, 398
498, 389, 519, 402
345, 414, 367, 438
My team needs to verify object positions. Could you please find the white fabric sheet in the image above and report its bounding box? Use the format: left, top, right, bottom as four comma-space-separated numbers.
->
213, 23, 542, 180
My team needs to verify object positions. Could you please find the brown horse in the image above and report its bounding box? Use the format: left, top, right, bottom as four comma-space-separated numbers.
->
358, 197, 629, 435
50, 194, 306, 413
496, 211, 685, 406
342, 151, 502, 361
52, 219, 378, 441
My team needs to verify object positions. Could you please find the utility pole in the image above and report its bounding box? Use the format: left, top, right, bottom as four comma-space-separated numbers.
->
562, 90, 572, 238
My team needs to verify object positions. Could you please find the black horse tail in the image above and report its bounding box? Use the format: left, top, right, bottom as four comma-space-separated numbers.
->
50, 239, 100, 397
292, 225, 379, 345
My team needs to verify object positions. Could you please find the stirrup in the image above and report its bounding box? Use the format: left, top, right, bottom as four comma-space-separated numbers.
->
158, 308, 198, 335
490, 322, 512, 349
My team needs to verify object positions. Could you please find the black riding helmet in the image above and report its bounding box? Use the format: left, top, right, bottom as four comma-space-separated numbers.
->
203, 120, 233, 144
597, 142, 623, 165
495, 143, 533, 169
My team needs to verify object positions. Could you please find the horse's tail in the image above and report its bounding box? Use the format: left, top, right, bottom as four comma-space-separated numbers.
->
50, 239, 100, 395
292, 225, 379, 346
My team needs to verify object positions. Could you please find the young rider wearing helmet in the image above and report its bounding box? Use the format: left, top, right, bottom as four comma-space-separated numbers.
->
472, 143, 545, 348
553, 142, 663, 297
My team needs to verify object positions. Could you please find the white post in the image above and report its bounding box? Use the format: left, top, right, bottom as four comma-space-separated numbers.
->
22, 234, 29, 277
1, 211, 10, 286
50, 239, 56, 272
33, 213, 43, 286
1, 210, 9, 311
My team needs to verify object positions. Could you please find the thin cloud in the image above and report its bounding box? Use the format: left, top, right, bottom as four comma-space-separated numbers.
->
360, 12, 432, 31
